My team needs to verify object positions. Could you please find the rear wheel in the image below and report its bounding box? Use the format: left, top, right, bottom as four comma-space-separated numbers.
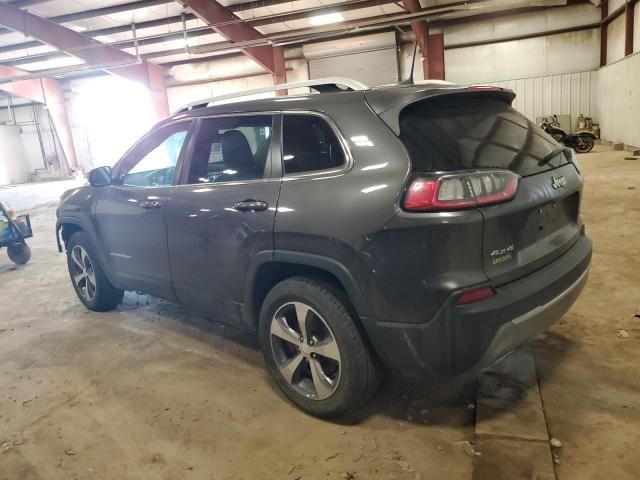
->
574, 135, 594, 153
259, 276, 382, 417
66, 232, 123, 311
7, 243, 31, 265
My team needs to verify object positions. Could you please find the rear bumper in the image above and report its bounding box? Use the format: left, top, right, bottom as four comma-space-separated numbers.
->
361, 234, 592, 376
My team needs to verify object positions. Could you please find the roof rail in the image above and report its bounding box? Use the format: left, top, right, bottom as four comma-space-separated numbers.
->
174, 77, 368, 114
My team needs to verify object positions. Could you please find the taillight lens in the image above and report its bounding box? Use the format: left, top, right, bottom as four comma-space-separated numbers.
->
456, 287, 495, 305
403, 170, 519, 211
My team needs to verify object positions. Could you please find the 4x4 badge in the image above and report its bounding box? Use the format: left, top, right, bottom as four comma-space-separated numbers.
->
551, 175, 567, 189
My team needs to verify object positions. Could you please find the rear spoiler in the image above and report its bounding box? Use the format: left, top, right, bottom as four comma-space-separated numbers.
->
365, 86, 516, 135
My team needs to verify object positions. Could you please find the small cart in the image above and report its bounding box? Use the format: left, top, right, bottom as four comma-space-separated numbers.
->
0, 201, 32, 265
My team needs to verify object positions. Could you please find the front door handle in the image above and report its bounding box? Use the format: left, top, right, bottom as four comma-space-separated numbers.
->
140, 200, 162, 209
233, 200, 268, 212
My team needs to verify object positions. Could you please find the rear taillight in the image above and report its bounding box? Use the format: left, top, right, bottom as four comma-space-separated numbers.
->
403, 170, 519, 212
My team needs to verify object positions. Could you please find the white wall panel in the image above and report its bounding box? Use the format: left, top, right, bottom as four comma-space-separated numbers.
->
483, 70, 599, 130
606, 14, 626, 64
0, 125, 28, 186
597, 52, 640, 147
445, 29, 600, 84
444, 3, 600, 46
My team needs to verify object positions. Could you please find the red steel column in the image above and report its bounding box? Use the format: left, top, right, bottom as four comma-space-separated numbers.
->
625, 0, 635, 56
427, 33, 445, 80
600, 1, 608, 66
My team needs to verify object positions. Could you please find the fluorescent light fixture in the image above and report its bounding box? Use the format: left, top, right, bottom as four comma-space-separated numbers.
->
68, 24, 87, 32
309, 12, 345, 26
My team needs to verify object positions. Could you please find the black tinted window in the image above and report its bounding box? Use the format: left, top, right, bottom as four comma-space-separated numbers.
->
185, 116, 272, 184
282, 115, 345, 174
399, 97, 565, 177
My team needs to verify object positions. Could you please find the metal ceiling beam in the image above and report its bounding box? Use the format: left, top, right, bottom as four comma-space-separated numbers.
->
182, 0, 286, 82
0, 0, 308, 37
0, 64, 78, 170
0, 0, 399, 65
0, 1, 169, 118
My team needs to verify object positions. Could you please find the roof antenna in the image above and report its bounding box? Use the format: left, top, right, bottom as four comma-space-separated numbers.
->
400, 42, 418, 85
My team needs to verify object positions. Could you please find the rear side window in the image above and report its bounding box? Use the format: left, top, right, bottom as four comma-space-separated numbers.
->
399, 97, 565, 176
282, 115, 345, 175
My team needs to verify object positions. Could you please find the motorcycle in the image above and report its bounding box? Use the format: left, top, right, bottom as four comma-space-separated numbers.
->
539, 115, 596, 153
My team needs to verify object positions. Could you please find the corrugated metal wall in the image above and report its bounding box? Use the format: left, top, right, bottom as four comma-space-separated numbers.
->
597, 52, 640, 147
484, 70, 599, 131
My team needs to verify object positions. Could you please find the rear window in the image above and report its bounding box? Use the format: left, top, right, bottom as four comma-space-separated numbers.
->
399, 96, 566, 176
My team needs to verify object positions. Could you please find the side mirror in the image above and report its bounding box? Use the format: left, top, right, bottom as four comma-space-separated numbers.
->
88, 166, 112, 187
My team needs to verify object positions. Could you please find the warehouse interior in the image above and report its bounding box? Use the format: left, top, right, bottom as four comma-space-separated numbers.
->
0, 0, 639, 479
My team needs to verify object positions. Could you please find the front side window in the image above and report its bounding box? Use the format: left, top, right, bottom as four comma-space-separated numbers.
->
282, 115, 346, 175
185, 116, 273, 184
120, 123, 189, 187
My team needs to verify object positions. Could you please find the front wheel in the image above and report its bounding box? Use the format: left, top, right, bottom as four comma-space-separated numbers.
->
259, 277, 382, 417
574, 135, 594, 153
7, 243, 31, 265
66, 231, 123, 311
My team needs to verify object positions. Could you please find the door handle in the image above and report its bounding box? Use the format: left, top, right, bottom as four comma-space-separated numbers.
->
233, 200, 269, 212
140, 200, 162, 209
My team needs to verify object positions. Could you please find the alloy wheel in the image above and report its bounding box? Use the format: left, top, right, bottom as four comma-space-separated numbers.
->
70, 245, 97, 302
269, 301, 341, 400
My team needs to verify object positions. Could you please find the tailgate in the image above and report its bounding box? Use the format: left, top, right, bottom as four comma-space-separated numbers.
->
480, 162, 582, 284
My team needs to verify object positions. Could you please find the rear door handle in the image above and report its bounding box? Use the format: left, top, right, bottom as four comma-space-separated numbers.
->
233, 200, 269, 212
140, 200, 162, 209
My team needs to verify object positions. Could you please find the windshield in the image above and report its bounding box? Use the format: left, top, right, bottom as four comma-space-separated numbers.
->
399, 96, 567, 176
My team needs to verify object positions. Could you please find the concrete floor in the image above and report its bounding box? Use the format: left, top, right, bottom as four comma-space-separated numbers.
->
0, 146, 638, 479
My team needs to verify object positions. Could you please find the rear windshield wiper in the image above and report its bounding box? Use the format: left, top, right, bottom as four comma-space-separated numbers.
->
539, 147, 569, 166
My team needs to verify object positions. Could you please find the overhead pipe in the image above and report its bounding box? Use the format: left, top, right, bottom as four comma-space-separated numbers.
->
0, 93, 15, 125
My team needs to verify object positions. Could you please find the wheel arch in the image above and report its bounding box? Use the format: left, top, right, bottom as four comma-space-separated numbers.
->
56, 217, 119, 288
243, 250, 370, 330
56, 218, 84, 252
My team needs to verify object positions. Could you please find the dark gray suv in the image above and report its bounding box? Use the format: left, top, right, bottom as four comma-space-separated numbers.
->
56, 79, 592, 417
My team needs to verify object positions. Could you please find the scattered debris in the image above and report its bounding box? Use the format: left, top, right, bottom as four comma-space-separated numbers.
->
1, 438, 25, 455
456, 440, 480, 458
550, 438, 563, 448
395, 460, 411, 471
287, 465, 295, 474
634, 311, 640, 319
617, 329, 630, 338
553, 453, 561, 465
325, 452, 340, 461
64, 448, 77, 456
436, 445, 443, 451
369, 438, 377, 450
342, 471, 356, 480
628, 187, 636, 190
623, 156, 638, 161
467, 403, 475, 410
187, 465, 194, 471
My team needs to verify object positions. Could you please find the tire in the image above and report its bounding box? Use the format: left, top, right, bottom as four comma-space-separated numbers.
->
66, 231, 123, 311
259, 276, 382, 417
574, 135, 594, 153
7, 243, 31, 265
